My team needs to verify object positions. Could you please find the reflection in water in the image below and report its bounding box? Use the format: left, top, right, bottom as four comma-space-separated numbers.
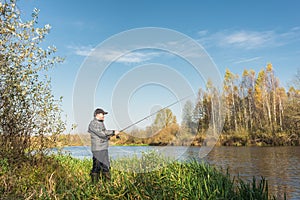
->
61, 146, 300, 200
193, 146, 300, 200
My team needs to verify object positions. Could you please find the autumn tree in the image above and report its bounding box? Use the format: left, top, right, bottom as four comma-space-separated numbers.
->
150, 108, 179, 145
254, 69, 267, 131
193, 88, 208, 132
240, 69, 256, 131
223, 69, 239, 132
181, 100, 196, 134
0, 1, 65, 159
153, 108, 177, 130
284, 71, 300, 143
294, 69, 300, 89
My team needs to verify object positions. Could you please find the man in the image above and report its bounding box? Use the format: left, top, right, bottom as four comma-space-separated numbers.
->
88, 108, 119, 183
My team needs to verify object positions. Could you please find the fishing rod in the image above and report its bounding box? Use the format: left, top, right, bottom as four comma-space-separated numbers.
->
119, 93, 195, 133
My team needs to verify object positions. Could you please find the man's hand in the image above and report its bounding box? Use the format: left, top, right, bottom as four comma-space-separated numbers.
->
115, 130, 120, 138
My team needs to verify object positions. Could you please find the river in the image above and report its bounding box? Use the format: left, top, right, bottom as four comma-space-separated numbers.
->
58, 146, 300, 200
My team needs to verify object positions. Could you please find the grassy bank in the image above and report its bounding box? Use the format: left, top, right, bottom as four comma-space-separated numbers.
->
0, 151, 276, 200
56, 132, 299, 147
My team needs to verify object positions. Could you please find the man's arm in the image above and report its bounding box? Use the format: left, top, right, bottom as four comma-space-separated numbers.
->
88, 120, 115, 139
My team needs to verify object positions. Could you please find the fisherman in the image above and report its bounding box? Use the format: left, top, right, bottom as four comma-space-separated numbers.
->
88, 108, 119, 183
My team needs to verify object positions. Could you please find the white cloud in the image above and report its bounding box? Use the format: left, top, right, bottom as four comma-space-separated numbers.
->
198, 27, 300, 50
67, 27, 300, 64
67, 39, 208, 64
233, 56, 262, 64
67, 45, 160, 63
99, 50, 159, 63
197, 30, 208, 37
68, 45, 94, 56
222, 31, 274, 49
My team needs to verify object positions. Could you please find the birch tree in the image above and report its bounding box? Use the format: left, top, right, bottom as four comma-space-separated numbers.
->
0, 1, 65, 158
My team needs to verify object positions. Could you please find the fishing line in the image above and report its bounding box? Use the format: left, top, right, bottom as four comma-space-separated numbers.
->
120, 93, 195, 132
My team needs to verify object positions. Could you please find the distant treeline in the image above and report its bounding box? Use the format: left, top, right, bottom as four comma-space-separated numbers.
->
110, 64, 300, 147
193, 63, 300, 146
67, 64, 300, 147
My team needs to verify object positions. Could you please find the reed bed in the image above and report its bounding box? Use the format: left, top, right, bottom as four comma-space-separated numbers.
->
0, 151, 275, 199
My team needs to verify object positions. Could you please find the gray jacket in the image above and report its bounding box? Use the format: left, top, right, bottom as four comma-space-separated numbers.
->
88, 118, 115, 151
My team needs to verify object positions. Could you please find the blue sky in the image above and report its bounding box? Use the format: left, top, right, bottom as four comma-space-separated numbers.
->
18, 0, 300, 133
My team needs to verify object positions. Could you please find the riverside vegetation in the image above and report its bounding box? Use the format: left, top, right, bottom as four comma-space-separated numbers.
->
0, 151, 277, 200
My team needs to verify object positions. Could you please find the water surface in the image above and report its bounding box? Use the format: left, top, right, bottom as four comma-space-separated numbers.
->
59, 146, 300, 199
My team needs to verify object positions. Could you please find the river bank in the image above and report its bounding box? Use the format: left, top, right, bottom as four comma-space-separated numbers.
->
53, 145, 300, 199
0, 151, 274, 199
54, 132, 300, 148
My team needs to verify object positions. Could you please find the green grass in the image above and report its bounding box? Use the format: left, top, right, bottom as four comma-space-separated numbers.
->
0, 151, 275, 200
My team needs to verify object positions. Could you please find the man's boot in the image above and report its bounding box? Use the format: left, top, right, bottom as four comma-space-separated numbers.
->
90, 172, 100, 183
103, 172, 111, 181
